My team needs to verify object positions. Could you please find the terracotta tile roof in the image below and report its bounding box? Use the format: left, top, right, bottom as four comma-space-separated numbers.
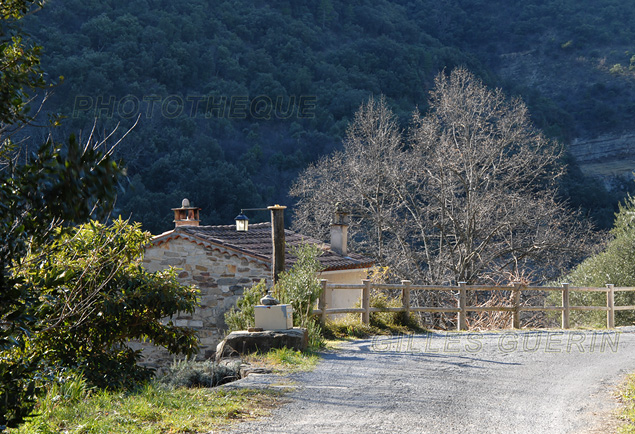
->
151, 222, 374, 272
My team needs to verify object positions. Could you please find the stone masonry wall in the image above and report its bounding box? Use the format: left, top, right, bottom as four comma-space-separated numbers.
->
138, 236, 270, 364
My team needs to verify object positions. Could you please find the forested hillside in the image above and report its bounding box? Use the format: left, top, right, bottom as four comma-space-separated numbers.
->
24, 0, 635, 233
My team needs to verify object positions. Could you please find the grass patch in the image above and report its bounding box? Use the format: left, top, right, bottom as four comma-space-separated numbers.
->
322, 313, 427, 340
9, 382, 281, 434
8, 349, 317, 433
244, 347, 319, 373
618, 373, 635, 433
322, 290, 427, 340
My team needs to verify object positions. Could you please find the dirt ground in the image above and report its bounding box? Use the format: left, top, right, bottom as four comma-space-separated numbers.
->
223, 328, 635, 433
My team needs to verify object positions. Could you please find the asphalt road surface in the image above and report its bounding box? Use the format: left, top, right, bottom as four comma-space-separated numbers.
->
225, 328, 635, 433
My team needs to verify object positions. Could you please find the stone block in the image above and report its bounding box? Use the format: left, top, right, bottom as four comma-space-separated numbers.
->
207, 287, 222, 296
197, 329, 214, 338
215, 328, 308, 361
200, 295, 219, 305
190, 320, 204, 328
161, 258, 184, 266
163, 251, 182, 257
217, 277, 238, 286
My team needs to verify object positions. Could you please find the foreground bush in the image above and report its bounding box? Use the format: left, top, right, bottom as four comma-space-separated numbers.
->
15, 219, 200, 390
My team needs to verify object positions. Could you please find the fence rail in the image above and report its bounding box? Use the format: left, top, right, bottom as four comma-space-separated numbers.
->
313, 280, 632, 330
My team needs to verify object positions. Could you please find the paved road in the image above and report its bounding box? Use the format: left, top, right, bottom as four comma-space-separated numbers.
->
225, 328, 635, 433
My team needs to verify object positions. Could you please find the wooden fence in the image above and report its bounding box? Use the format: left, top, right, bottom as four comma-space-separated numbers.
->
313, 280, 635, 330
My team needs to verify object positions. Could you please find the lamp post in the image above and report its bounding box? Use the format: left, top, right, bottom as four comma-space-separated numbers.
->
268, 205, 286, 284
234, 212, 249, 232
235, 205, 287, 284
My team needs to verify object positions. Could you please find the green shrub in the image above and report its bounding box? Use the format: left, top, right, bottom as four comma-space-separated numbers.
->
224, 244, 325, 350
274, 244, 324, 322
563, 195, 635, 327
18, 219, 200, 390
273, 244, 324, 349
304, 318, 324, 350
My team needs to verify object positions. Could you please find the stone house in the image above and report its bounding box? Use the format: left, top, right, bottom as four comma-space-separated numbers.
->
140, 200, 374, 361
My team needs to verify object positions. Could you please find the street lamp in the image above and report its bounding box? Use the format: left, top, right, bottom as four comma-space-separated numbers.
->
234, 211, 249, 232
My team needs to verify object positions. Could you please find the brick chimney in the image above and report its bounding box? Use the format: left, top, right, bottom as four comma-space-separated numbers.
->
330, 202, 350, 256
172, 198, 200, 227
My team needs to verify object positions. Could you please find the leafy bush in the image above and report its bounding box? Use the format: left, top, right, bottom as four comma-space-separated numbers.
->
17, 219, 200, 390
274, 244, 324, 322
273, 244, 324, 349
1, 136, 124, 427
224, 244, 325, 350
564, 195, 635, 326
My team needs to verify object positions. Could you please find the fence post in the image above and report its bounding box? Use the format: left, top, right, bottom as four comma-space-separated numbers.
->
319, 279, 328, 325
362, 279, 371, 325
561, 282, 570, 329
512, 283, 521, 329
458, 282, 467, 331
606, 284, 615, 328
401, 280, 411, 321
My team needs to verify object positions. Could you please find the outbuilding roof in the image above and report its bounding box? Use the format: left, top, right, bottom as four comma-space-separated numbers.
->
150, 222, 374, 272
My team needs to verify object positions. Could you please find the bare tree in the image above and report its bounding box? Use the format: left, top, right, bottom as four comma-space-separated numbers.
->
291, 95, 408, 271
291, 68, 592, 290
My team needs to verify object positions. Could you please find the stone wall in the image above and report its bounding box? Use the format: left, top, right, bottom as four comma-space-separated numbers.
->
138, 236, 270, 363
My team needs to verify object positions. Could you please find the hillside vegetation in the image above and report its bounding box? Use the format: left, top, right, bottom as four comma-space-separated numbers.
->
23, 0, 635, 232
